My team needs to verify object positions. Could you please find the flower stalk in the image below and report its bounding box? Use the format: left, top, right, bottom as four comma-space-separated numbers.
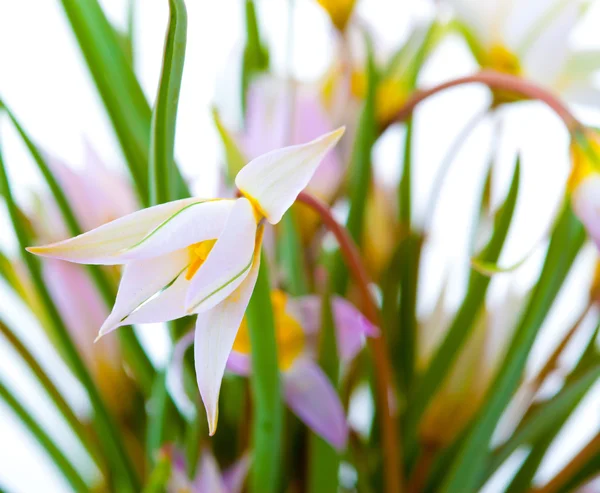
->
296, 191, 404, 493
389, 70, 582, 134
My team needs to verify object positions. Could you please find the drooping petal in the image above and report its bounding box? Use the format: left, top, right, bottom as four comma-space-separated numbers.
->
194, 236, 262, 435
186, 198, 257, 314
283, 359, 348, 451
572, 175, 600, 249
194, 450, 228, 493
166, 330, 196, 420
222, 453, 251, 493
290, 295, 378, 363
27, 198, 233, 265
97, 249, 189, 338
235, 127, 345, 224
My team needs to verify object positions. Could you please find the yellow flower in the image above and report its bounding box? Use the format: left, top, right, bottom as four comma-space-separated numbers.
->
352, 70, 409, 126
317, 0, 357, 32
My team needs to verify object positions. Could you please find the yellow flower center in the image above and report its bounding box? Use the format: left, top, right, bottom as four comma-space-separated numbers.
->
483, 44, 523, 105
485, 44, 522, 76
569, 135, 600, 193
351, 71, 408, 125
317, 0, 356, 31
185, 239, 217, 280
232, 290, 305, 370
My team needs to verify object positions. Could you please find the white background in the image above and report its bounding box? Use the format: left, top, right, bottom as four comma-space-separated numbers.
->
0, 0, 599, 491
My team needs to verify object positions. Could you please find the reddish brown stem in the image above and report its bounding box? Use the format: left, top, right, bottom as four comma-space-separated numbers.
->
296, 191, 403, 493
531, 432, 600, 493
389, 71, 582, 133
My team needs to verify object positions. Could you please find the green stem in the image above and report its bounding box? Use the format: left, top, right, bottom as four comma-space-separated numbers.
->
308, 288, 340, 493
0, 319, 105, 474
0, 377, 89, 492
245, 254, 283, 493
0, 145, 140, 492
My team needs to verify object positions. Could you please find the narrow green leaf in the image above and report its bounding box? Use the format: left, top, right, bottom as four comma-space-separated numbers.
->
146, 371, 171, 463
149, 0, 187, 205
212, 107, 248, 183
439, 199, 586, 492
245, 255, 283, 492
59, 0, 151, 200
279, 211, 310, 296
308, 288, 340, 493
492, 321, 600, 492
58, 0, 190, 204
0, 105, 155, 396
241, 0, 269, 115
406, 159, 521, 450
487, 365, 600, 479
0, 139, 140, 492
0, 376, 89, 492
0, 318, 105, 474
332, 32, 377, 294
142, 451, 172, 493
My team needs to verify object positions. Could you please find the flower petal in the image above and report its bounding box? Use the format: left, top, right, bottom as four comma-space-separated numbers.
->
194, 450, 228, 493
194, 242, 261, 435
226, 351, 251, 376
222, 453, 251, 493
235, 127, 345, 224
572, 175, 600, 249
291, 295, 378, 363
283, 359, 348, 451
186, 198, 257, 314
96, 249, 189, 338
521, 0, 580, 86
166, 330, 196, 420
27, 198, 234, 265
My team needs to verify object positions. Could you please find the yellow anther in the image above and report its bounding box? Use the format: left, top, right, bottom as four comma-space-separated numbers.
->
569, 134, 600, 194
232, 290, 305, 370
317, 0, 356, 31
185, 239, 217, 280
351, 70, 408, 125
485, 44, 522, 76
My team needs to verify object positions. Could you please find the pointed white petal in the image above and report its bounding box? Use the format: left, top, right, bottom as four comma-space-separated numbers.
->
194, 251, 261, 435
521, 0, 579, 86
166, 331, 196, 420
96, 249, 189, 338
194, 450, 228, 493
27, 198, 234, 265
283, 359, 348, 451
235, 127, 345, 224
186, 198, 257, 314
124, 271, 190, 326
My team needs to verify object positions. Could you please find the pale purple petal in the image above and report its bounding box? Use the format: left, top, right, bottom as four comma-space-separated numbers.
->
291, 295, 378, 362
226, 351, 251, 376
283, 359, 348, 451
166, 331, 196, 420
194, 450, 228, 493
241, 80, 342, 203
222, 453, 251, 493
